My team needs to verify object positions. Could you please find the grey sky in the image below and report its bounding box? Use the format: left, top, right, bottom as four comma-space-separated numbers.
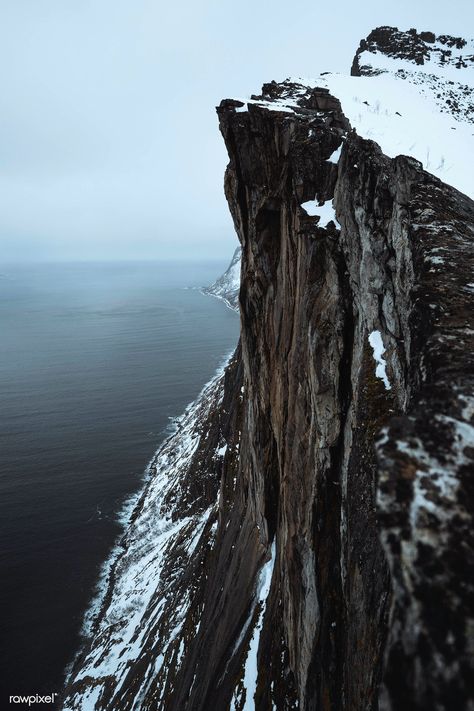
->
1, 0, 472, 262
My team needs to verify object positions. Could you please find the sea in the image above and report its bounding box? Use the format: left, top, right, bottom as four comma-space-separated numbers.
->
0, 260, 239, 705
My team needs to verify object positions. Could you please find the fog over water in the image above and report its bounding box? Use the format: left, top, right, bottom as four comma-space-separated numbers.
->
1, 0, 472, 262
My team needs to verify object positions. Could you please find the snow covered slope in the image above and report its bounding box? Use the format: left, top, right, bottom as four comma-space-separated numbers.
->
339, 27, 474, 196
319, 69, 474, 198
203, 246, 241, 311
351, 27, 474, 124
62, 354, 241, 710
229, 28, 473, 200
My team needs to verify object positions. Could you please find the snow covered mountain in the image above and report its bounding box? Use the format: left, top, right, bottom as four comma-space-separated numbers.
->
207, 27, 474, 312
203, 246, 241, 311
62, 27, 474, 711
351, 27, 474, 124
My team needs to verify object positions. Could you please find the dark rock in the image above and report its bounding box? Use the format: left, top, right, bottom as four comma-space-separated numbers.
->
419, 31, 436, 43
351, 26, 470, 76
219, 99, 246, 109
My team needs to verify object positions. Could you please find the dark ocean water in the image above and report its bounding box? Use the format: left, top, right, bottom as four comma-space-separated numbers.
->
0, 260, 239, 705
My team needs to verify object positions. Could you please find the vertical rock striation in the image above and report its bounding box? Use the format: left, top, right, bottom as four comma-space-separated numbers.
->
148, 80, 472, 710
193, 81, 472, 709
211, 85, 394, 710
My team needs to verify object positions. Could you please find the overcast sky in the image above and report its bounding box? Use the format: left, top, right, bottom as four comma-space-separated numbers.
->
0, 0, 472, 262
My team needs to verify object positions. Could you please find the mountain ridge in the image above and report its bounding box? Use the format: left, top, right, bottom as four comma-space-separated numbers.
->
351, 26, 474, 124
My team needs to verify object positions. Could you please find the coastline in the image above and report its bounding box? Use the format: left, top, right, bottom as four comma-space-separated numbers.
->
61, 347, 236, 709
199, 287, 238, 313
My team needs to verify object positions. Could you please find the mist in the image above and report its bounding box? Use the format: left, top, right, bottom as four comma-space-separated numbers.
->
0, 0, 472, 262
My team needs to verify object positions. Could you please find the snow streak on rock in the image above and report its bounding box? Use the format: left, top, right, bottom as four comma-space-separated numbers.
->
368, 330, 391, 390
230, 543, 276, 711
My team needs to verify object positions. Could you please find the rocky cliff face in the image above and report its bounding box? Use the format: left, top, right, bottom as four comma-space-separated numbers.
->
63, 29, 474, 711
351, 26, 472, 75
212, 81, 473, 710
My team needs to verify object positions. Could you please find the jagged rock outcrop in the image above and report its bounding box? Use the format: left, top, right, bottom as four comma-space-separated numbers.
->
351, 27, 474, 123
63, 32, 474, 711
351, 26, 471, 75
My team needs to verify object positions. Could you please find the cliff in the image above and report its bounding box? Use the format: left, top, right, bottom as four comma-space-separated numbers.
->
63, 29, 474, 711
212, 82, 473, 710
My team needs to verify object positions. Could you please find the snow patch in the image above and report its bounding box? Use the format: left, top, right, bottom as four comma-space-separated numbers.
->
395, 412, 473, 534
327, 144, 342, 163
217, 444, 228, 457
234, 98, 296, 114
368, 330, 391, 390
301, 198, 340, 228
240, 542, 276, 710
